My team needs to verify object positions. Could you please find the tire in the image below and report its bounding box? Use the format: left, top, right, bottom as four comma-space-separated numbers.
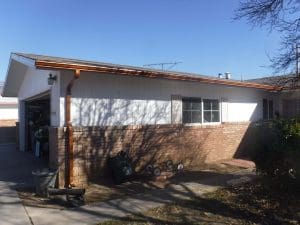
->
166, 160, 173, 171
146, 164, 154, 175
153, 167, 161, 176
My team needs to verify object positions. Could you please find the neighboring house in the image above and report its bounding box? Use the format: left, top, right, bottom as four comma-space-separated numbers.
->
0, 82, 18, 144
0, 82, 18, 125
249, 74, 300, 118
2, 53, 284, 187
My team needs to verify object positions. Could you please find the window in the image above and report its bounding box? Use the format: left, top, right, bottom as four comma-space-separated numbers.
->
263, 99, 274, 120
182, 98, 202, 123
268, 100, 274, 119
263, 99, 268, 119
182, 98, 220, 124
203, 99, 220, 123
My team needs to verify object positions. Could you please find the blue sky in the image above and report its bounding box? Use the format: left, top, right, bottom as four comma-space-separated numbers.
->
0, 0, 280, 81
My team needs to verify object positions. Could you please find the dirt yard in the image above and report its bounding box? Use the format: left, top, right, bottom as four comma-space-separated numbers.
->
98, 179, 300, 225
17, 159, 254, 209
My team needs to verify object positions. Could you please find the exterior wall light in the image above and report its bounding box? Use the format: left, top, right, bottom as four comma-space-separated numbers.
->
48, 73, 57, 85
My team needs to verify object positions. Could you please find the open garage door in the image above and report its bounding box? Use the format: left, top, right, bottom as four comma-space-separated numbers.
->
25, 93, 50, 159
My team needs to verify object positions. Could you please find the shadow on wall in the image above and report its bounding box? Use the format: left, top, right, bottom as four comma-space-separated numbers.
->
71, 124, 211, 187
51, 98, 212, 187
53, 98, 258, 187
73, 98, 263, 126
73, 98, 171, 126
233, 122, 271, 160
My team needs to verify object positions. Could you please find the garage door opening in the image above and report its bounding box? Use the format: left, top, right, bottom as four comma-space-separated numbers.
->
25, 93, 50, 160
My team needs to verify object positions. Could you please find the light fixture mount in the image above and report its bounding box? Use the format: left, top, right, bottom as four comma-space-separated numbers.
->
48, 73, 57, 85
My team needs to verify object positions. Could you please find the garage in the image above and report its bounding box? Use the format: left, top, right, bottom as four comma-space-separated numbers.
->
25, 92, 50, 159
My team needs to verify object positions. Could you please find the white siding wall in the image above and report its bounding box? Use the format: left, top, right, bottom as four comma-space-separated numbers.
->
18, 67, 60, 126
0, 93, 18, 120
17, 68, 61, 151
18, 67, 52, 101
0, 106, 18, 120
0, 96, 18, 103
59, 71, 278, 126
50, 72, 61, 127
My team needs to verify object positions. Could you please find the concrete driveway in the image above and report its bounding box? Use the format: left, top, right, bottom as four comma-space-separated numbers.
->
0, 143, 46, 225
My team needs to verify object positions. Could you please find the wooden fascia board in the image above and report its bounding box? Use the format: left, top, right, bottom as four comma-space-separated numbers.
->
35, 60, 282, 91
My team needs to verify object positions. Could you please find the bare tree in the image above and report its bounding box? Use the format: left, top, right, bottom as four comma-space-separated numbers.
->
235, 0, 300, 73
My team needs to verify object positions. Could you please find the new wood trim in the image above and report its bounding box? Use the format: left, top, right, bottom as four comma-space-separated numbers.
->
35, 60, 282, 91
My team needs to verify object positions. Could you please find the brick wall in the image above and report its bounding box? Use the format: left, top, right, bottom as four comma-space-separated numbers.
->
49, 122, 256, 188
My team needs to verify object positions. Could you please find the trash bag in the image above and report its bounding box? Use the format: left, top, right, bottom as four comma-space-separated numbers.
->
108, 151, 133, 184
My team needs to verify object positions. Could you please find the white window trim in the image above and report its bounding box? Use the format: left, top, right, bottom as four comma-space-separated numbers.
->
182, 97, 222, 126
202, 99, 222, 125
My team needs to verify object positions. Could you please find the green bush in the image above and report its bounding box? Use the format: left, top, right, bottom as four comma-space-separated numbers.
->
254, 119, 300, 188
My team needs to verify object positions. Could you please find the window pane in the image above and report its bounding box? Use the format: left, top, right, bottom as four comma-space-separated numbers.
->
203, 99, 219, 110
269, 100, 274, 119
211, 111, 220, 122
203, 111, 211, 123
182, 100, 192, 110
191, 111, 202, 123
191, 101, 201, 110
182, 111, 191, 123
211, 100, 219, 110
203, 100, 211, 110
263, 99, 268, 119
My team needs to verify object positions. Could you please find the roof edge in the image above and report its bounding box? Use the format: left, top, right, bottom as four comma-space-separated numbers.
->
11, 53, 36, 67
2, 53, 33, 97
35, 60, 281, 91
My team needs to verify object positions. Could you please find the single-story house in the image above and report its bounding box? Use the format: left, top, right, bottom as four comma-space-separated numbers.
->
0, 82, 18, 143
249, 74, 300, 118
2, 53, 294, 187
0, 82, 18, 125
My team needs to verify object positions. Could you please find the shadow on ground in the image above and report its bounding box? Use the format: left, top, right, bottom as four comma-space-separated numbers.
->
91, 178, 300, 225
0, 143, 48, 188
4, 143, 295, 225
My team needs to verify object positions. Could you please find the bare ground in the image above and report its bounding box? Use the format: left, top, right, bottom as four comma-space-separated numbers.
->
17, 161, 249, 209
98, 179, 300, 225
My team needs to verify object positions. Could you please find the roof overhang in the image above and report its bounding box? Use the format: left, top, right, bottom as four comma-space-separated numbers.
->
3, 53, 282, 97
35, 60, 281, 91
2, 54, 35, 97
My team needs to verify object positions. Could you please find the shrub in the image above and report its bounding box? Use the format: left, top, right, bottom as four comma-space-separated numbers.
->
254, 119, 300, 188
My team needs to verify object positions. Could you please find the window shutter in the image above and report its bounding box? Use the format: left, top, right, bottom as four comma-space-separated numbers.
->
268, 100, 274, 119
221, 98, 228, 122
171, 95, 182, 124
263, 99, 268, 120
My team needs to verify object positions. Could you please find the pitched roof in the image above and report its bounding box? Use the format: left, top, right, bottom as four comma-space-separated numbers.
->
247, 74, 300, 90
9, 53, 281, 91
0, 82, 3, 94
14, 52, 216, 79
0, 82, 17, 105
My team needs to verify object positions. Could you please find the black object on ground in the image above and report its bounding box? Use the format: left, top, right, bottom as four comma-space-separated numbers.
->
32, 168, 58, 196
108, 151, 133, 184
47, 188, 86, 207
47, 187, 85, 195
143, 160, 184, 178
